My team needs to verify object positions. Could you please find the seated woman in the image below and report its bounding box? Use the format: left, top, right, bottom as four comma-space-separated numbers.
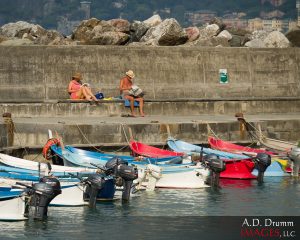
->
68, 72, 98, 101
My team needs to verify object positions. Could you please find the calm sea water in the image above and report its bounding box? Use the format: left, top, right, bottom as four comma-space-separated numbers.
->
1, 177, 299, 239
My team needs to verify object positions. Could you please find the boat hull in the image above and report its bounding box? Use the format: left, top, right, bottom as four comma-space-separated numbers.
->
0, 195, 27, 221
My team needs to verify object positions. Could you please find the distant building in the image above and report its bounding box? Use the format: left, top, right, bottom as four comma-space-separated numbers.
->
248, 18, 294, 32
184, 10, 217, 26
222, 19, 248, 29
80, 1, 91, 19
248, 18, 263, 31
297, 0, 300, 26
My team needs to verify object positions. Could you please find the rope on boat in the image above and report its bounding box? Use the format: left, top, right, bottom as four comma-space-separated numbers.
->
75, 124, 104, 153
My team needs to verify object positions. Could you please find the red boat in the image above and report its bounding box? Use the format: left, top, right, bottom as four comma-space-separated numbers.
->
130, 140, 256, 179
130, 140, 184, 158
208, 136, 277, 156
220, 159, 256, 179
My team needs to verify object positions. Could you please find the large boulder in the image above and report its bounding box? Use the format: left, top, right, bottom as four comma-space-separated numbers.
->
184, 27, 200, 42
0, 21, 46, 38
35, 30, 65, 45
191, 36, 230, 47
199, 24, 220, 39
0, 21, 67, 45
264, 31, 290, 48
285, 27, 300, 47
217, 30, 232, 41
129, 21, 150, 42
245, 39, 266, 48
250, 30, 269, 41
0, 34, 8, 44
107, 19, 130, 33
209, 17, 226, 31
140, 18, 188, 46
143, 14, 162, 27
0, 38, 34, 46
92, 31, 129, 45
72, 18, 130, 45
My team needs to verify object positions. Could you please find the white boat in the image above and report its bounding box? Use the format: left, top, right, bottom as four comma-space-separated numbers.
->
0, 153, 96, 175
0, 193, 27, 221
61, 150, 209, 189
154, 167, 210, 189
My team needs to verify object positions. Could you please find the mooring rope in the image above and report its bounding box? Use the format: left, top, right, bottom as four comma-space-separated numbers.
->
75, 123, 103, 153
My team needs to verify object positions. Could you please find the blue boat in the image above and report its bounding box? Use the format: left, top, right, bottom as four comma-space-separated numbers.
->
59, 145, 183, 164
167, 137, 249, 159
50, 145, 190, 168
252, 161, 289, 177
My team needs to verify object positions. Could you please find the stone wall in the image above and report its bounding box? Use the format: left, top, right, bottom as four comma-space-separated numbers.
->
0, 46, 299, 101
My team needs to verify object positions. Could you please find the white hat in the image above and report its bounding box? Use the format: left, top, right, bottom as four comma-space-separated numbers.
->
126, 70, 135, 78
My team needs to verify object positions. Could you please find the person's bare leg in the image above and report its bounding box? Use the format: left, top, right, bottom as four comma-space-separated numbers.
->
85, 87, 98, 101
125, 95, 136, 116
137, 98, 145, 117
81, 87, 96, 101
75, 88, 85, 99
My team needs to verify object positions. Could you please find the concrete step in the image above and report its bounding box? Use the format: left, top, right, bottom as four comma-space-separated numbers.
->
1, 113, 300, 149
1, 97, 300, 118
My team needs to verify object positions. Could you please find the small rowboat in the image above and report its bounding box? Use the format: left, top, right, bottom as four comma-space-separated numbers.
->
130, 140, 184, 158
208, 136, 277, 156
167, 137, 248, 159
167, 138, 255, 179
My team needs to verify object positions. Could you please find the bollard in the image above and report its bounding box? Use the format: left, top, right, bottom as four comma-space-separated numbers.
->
2, 112, 14, 148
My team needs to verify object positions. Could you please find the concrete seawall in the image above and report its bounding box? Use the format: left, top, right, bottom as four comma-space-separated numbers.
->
0, 46, 300, 150
0, 46, 299, 101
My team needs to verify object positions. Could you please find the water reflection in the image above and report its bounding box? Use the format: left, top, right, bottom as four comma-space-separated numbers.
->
0, 177, 299, 239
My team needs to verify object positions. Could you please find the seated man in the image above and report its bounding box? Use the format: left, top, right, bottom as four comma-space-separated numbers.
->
68, 72, 98, 101
119, 70, 145, 117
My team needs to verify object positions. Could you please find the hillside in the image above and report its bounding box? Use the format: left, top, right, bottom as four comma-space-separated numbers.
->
0, 0, 297, 28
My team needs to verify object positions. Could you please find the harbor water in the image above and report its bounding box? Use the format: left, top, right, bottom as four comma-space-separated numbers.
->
1, 177, 299, 239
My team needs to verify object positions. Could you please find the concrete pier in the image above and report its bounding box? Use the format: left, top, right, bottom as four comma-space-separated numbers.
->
0, 46, 299, 150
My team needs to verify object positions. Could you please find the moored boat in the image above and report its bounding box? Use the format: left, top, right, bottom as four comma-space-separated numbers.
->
130, 140, 184, 158
208, 136, 277, 156
167, 138, 256, 179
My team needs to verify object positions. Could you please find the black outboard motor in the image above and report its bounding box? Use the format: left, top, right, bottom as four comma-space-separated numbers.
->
202, 154, 226, 188
105, 157, 138, 201
254, 153, 271, 183
288, 147, 300, 177
25, 176, 61, 220
83, 174, 106, 208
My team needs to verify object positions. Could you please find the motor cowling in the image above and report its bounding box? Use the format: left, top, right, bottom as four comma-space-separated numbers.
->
203, 154, 226, 173
254, 153, 271, 183
255, 153, 271, 172
83, 174, 106, 208
105, 157, 128, 174
289, 147, 300, 176
105, 157, 138, 201
202, 154, 226, 188
25, 177, 61, 220
117, 164, 138, 181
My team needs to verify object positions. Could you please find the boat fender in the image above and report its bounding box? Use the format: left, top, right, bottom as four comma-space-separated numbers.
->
146, 164, 162, 179
42, 138, 61, 160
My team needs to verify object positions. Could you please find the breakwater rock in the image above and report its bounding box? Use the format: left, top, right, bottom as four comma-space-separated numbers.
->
0, 15, 294, 48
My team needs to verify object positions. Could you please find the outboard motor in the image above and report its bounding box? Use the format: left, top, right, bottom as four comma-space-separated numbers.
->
202, 154, 226, 188
254, 153, 271, 183
105, 157, 138, 201
25, 176, 61, 220
83, 174, 106, 208
289, 147, 300, 177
